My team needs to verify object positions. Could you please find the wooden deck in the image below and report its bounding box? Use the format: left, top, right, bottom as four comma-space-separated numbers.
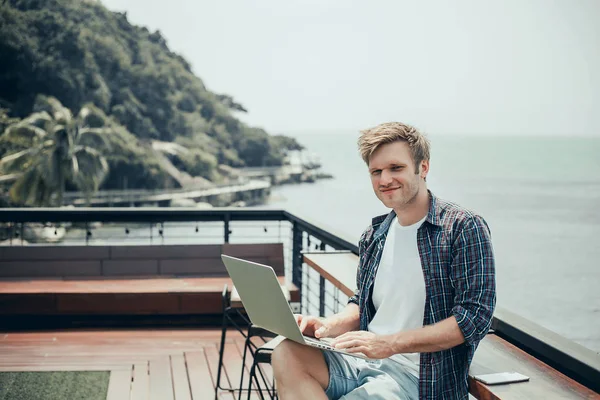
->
0, 243, 297, 319
0, 328, 272, 399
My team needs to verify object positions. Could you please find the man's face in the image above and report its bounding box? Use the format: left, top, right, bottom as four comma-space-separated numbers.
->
368, 141, 428, 210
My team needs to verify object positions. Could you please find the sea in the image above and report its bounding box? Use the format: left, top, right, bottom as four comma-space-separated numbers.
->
266, 132, 600, 354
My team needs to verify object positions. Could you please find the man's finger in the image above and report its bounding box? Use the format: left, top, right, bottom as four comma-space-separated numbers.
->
335, 339, 363, 349
315, 326, 327, 338
294, 314, 303, 325
299, 318, 307, 333
344, 345, 368, 355
333, 332, 359, 343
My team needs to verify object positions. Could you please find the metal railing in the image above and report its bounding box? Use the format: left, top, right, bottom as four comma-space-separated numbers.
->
0, 207, 598, 391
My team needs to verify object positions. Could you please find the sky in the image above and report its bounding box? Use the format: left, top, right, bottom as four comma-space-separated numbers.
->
101, 0, 600, 137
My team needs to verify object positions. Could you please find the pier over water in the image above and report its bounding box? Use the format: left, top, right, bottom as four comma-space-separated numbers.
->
62, 179, 271, 207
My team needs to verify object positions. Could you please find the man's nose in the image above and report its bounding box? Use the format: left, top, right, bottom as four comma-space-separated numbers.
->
380, 169, 393, 185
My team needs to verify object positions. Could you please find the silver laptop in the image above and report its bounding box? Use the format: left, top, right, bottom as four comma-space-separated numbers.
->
221, 254, 368, 359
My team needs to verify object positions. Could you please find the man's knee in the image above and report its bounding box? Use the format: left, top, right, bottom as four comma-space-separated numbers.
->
271, 339, 328, 384
271, 339, 305, 374
271, 340, 329, 389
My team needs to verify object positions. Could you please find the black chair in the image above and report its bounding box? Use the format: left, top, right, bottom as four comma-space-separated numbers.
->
245, 335, 285, 400
216, 284, 285, 400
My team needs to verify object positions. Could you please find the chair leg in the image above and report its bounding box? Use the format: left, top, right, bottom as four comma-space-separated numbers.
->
254, 356, 276, 400
248, 362, 268, 400
237, 329, 255, 400
215, 307, 230, 399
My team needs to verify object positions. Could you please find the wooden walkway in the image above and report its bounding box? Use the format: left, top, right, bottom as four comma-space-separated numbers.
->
62, 179, 270, 206
0, 328, 273, 399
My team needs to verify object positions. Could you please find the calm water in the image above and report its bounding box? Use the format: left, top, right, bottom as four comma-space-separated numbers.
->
267, 132, 600, 353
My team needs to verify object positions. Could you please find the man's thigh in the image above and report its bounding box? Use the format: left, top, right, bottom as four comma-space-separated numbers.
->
322, 351, 362, 400
323, 353, 419, 400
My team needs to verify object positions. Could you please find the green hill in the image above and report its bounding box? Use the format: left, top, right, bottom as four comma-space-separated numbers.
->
0, 0, 302, 190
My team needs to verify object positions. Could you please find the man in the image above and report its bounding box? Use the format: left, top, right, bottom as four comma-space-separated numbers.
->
271, 122, 496, 399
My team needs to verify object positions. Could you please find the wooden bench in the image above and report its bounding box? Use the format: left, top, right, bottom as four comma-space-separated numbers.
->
0, 243, 299, 324
302, 251, 599, 399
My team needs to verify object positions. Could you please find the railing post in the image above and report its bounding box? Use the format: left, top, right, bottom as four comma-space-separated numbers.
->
319, 276, 326, 317
292, 221, 303, 304
8, 222, 13, 245
224, 213, 230, 243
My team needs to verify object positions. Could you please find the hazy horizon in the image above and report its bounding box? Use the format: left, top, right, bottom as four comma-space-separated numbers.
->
101, 0, 600, 137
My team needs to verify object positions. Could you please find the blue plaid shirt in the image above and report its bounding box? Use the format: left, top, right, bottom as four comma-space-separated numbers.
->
348, 191, 496, 399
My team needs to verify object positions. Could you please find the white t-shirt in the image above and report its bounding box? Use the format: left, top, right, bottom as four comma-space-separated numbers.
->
368, 215, 427, 378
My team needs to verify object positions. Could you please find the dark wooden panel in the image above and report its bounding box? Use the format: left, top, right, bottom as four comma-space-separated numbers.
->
0, 276, 296, 316
56, 293, 181, 314
0, 294, 57, 314
222, 243, 282, 258
0, 261, 102, 277
286, 283, 301, 303
263, 256, 285, 274
179, 293, 223, 314
102, 260, 159, 276
110, 244, 222, 260
0, 245, 110, 261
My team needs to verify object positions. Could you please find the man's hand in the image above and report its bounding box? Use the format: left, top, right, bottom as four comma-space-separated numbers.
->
295, 314, 334, 338
332, 331, 394, 359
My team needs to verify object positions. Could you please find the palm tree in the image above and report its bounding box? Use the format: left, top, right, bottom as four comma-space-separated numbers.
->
0, 98, 109, 206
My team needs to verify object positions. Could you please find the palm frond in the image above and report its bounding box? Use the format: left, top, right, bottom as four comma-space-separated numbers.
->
20, 111, 52, 130
71, 154, 80, 177
50, 101, 73, 125
0, 173, 21, 184
77, 128, 111, 150
0, 149, 36, 173
1, 125, 46, 147
0, 149, 33, 165
72, 146, 109, 194
9, 168, 53, 207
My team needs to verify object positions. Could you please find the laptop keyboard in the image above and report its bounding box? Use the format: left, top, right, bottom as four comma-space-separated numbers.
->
304, 336, 335, 350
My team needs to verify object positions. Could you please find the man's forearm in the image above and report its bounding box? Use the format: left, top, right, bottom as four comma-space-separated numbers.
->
326, 303, 360, 335
390, 316, 465, 354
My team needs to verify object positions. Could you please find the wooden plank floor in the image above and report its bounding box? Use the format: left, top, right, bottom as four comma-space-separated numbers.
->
0, 328, 273, 399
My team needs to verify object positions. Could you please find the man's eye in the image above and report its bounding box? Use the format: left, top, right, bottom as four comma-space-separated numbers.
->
371, 170, 381, 176
392, 166, 403, 171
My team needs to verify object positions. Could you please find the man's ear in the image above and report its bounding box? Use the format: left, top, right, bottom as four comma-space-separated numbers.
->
420, 160, 430, 179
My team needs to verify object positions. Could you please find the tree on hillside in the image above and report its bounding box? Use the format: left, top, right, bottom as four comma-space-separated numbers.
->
0, 96, 109, 206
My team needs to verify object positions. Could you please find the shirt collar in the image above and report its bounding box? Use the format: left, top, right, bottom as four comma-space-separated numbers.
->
371, 190, 443, 240
426, 190, 443, 228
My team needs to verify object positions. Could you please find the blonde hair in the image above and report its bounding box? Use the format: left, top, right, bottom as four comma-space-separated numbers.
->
358, 122, 430, 172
